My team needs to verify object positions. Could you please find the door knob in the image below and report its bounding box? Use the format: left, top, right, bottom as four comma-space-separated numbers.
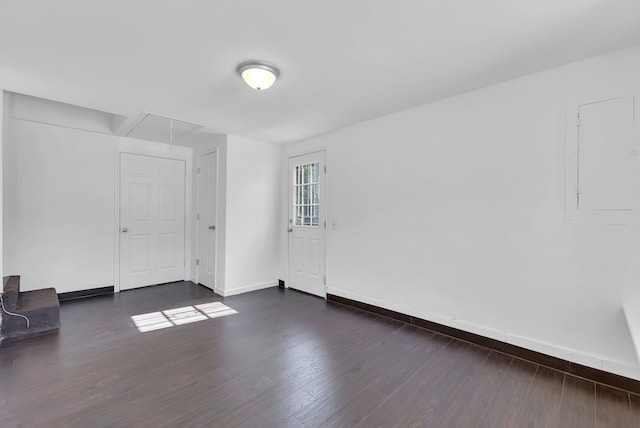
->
287, 228, 293, 232
209, 225, 216, 230
121, 228, 128, 233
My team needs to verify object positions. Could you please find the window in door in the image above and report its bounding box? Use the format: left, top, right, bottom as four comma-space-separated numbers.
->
293, 162, 320, 226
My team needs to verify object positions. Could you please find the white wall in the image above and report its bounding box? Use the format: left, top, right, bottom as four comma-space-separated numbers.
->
12, 93, 117, 135
284, 46, 640, 380
224, 135, 281, 296
0, 92, 4, 329
185, 132, 281, 296
3, 96, 193, 293
3, 92, 14, 278
7, 119, 115, 292
0, 92, 6, 279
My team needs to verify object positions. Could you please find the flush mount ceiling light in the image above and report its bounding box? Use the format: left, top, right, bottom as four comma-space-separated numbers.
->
236, 61, 280, 90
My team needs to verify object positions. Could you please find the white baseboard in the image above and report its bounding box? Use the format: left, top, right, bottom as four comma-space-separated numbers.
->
603, 359, 640, 380
327, 286, 412, 314
327, 287, 640, 381
221, 280, 278, 297
507, 333, 640, 380
623, 302, 640, 365
505, 333, 601, 368
452, 319, 505, 343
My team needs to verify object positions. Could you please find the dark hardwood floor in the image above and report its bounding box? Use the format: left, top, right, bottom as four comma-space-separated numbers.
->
0, 282, 638, 427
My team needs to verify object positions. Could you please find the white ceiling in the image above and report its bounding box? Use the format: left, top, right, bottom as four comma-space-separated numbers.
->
0, 1, 639, 144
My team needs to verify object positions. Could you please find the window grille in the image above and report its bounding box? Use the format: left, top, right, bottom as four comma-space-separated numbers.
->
293, 162, 320, 226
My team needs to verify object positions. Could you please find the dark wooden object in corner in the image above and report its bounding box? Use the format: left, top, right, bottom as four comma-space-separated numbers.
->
58, 286, 114, 302
1, 275, 60, 339
327, 293, 640, 395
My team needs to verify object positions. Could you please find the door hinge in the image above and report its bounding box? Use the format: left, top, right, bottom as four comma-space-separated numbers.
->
323, 276, 326, 286
197, 213, 200, 220
197, 167, 201, 174
576, 116, 581, 127
324, 220, 326, 229
324, 164, 326, 173
576, 187, 580, 208
196, 259, 199, 266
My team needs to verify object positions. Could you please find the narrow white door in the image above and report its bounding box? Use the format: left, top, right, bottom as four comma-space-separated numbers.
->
288, 151, 326, 297
197, 151, 217, 290
120, 153, 186, 290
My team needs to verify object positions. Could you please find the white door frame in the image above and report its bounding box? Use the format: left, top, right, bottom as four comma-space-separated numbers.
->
286, 149, 328, 298
195, 150, 218, 289
114, 145, 192, 292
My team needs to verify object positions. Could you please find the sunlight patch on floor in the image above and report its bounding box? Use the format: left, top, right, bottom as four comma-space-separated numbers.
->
131, 301, 238, 332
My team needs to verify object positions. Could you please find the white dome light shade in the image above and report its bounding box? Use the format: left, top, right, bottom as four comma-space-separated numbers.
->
237, 61, 280, 90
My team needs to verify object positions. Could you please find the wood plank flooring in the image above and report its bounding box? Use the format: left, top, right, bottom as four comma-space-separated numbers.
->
0, 282, 638, 427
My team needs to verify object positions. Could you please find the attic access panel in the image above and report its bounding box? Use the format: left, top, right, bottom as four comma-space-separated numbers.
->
125, 112, 202, 145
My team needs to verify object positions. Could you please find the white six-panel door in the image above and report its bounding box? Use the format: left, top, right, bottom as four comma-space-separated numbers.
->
120, 153, 186, 290
288, 151, 326, 297
197, 151, 217, 290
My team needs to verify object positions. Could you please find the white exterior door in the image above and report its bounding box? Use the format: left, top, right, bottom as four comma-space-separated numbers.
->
120, 153, 186, 290
197, 151, 217, 290
288, 151, 326, 297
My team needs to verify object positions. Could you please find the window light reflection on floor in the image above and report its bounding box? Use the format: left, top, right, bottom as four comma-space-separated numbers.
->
131, 301, 238, 332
